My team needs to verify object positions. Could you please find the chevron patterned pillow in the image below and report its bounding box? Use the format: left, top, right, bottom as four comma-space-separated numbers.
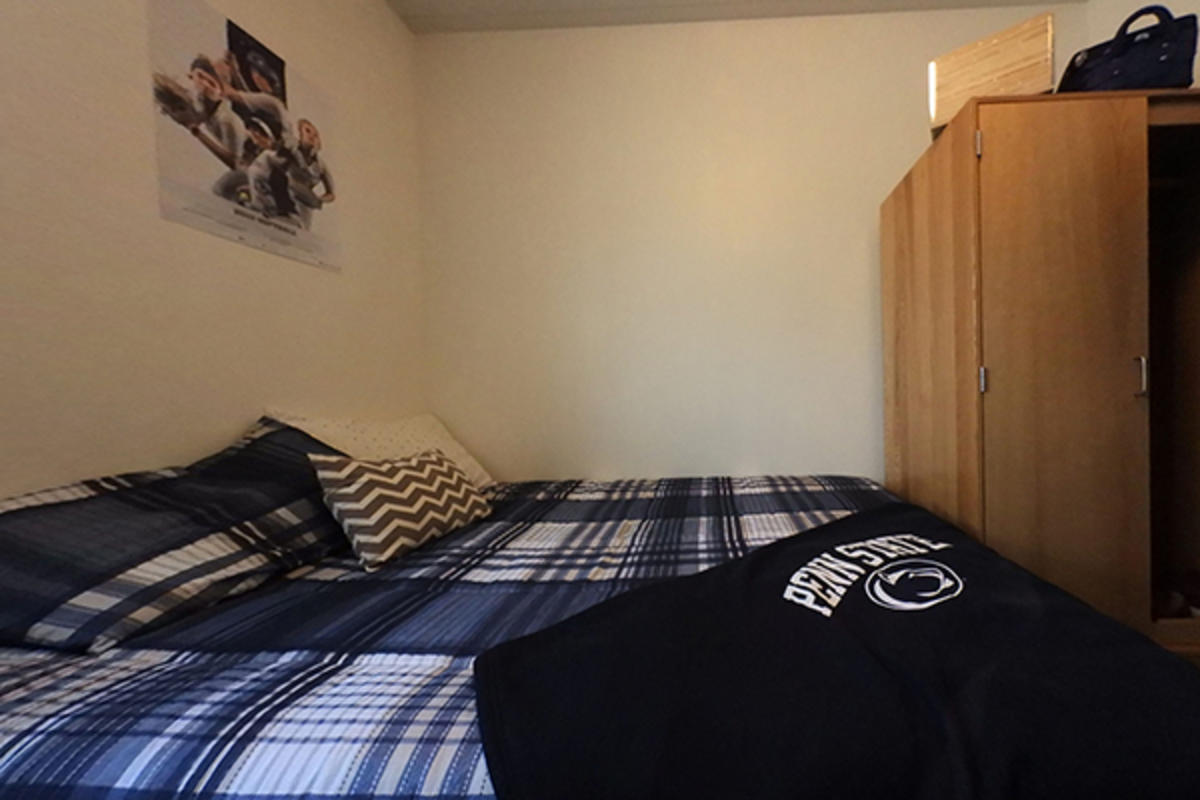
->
309, 450, 492, 571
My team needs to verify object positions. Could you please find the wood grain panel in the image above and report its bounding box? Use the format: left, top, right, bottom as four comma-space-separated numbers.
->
881, 109, 982, 537
979, 97, 1150, 628
1149, 95, 1200, 127
930, 13, 1053, 129
972, 89, 1200, 107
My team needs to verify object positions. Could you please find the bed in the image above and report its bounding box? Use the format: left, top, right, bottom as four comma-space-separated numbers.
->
0, 419, 895, 799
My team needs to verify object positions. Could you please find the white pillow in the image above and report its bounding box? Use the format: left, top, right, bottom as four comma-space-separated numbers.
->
266, 410, 495, 489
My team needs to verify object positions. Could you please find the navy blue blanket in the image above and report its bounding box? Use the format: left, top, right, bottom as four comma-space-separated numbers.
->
475, 503, 1200, 800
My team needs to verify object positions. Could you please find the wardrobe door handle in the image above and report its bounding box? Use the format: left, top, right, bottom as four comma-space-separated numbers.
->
1134, 356, 1149, 397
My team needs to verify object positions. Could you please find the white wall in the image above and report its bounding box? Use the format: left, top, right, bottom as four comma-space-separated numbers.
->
417, 5, 1087, 482
0, 1, 425, 497
7, 0, 1178, 497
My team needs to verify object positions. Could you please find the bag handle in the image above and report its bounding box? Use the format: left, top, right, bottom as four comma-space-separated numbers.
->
1115, 5, 1178, 40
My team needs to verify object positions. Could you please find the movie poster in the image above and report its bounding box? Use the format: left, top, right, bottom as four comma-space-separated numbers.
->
149, 0, 340, 270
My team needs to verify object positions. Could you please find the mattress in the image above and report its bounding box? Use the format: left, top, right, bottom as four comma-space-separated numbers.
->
0, 475, 892, 799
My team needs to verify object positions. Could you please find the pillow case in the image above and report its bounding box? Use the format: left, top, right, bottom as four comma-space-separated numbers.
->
0, 418, 346, 653
309, 450, 492, 572
268, 409, 495, 490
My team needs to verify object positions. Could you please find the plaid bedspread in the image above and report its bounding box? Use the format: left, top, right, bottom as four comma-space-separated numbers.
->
0, 475, 893, 799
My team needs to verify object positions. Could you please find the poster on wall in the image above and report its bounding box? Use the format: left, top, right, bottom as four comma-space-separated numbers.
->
148, 0, 340, 270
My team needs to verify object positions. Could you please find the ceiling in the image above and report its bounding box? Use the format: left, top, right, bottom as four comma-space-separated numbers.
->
389, 0, 1081, 34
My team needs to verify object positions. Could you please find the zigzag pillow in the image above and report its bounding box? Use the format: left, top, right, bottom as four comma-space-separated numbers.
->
309, 450, 492, 571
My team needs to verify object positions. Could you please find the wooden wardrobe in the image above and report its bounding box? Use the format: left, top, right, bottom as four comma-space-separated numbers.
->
881, 90, 1200, 661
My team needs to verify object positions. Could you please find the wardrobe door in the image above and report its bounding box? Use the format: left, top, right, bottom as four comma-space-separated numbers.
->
979, 97, 1150, 628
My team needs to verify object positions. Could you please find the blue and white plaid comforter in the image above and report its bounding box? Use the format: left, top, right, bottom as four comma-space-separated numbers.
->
0, 475, 893, 799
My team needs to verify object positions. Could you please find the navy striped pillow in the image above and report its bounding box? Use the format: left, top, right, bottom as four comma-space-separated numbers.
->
0, 418, 347, 653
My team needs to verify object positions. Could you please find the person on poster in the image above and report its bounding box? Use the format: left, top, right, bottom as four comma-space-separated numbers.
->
211, 114, 275, 207
288, 118, 335, 230
183, 56, 244, 170
155, 54, 258, 204
153, 56, 244, 172
242, 116, 307, 224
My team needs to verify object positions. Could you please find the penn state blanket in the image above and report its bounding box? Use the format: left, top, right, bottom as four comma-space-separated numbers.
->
474, 503, 1200, 800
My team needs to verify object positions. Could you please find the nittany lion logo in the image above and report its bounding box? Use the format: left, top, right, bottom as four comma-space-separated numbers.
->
864, 558, 963, 612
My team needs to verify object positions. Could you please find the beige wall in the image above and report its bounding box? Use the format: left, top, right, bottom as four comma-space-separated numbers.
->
9, 1, 1168, 497
417, 5, 1087, 482
0, 0, 425, 497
